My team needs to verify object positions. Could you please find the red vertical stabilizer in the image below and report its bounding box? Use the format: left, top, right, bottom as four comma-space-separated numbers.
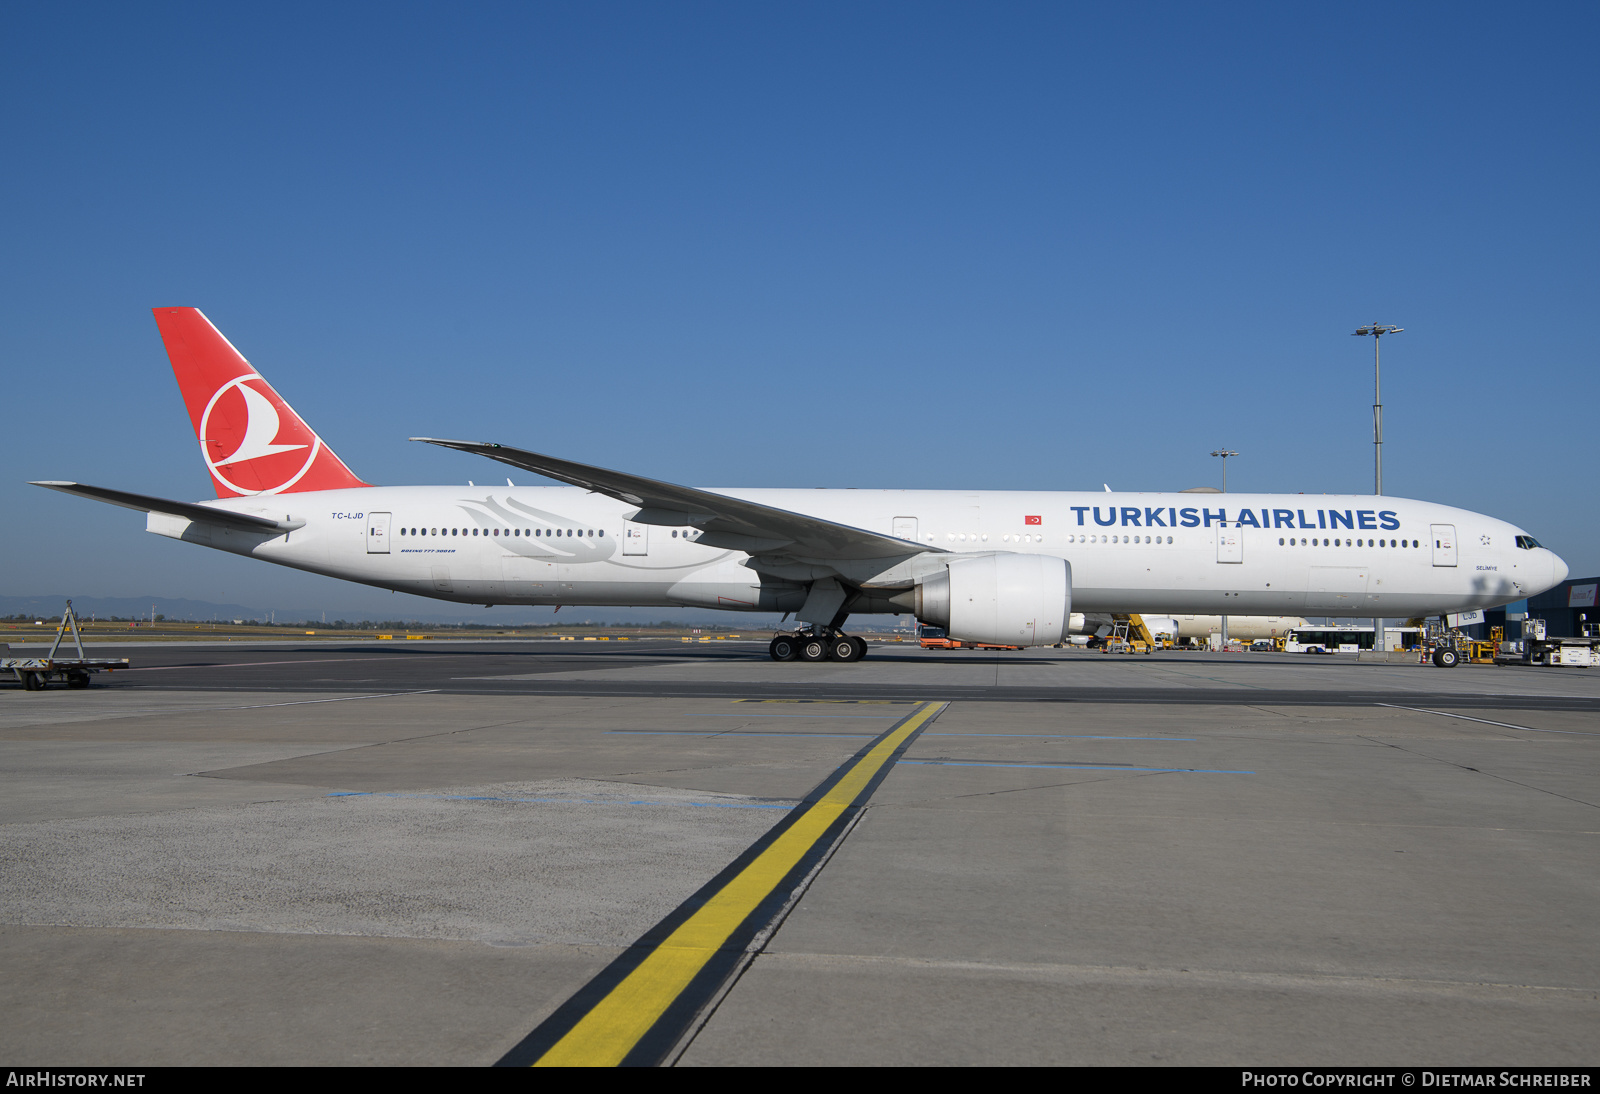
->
152, 307, 372, 497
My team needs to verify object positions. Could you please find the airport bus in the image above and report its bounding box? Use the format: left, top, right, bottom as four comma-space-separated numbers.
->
1283, 626, 1377, 654
1283, 625, 1422, 654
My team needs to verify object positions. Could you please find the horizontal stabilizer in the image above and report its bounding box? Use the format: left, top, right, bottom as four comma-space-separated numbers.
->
411, 438, 936, 562
30, 482, 303, 533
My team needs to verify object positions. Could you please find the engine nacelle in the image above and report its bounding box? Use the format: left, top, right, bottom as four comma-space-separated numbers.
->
915, 553, 1071, 647
1141, 616, 1180, 641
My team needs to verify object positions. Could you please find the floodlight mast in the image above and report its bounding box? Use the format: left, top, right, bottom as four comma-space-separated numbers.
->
1210, 448, 1238, 648
1352, 323, 1402, 496
1210, 449, 1238, 493
1353, 322, 1402, 649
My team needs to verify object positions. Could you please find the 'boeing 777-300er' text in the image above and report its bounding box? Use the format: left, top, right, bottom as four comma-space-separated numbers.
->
34, 309, 1569, 662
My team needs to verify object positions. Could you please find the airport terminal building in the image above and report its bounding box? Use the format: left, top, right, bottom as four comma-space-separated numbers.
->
1477, 575, 1599, 639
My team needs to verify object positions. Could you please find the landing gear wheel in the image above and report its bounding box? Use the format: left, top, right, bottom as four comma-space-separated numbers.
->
828, 636, 862, 662
851, 636, 868, 661
1432, 647, 1460, 668
769, 636, 799, 662
799, 636, 829, 662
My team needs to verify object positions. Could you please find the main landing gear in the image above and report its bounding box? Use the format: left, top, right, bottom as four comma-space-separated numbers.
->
769, 630, 868, 663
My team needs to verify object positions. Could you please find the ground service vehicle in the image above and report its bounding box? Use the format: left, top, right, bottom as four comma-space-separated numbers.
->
3, 603, 129, 690
917, 625, 1019, 651
1495, 618, 1599, 668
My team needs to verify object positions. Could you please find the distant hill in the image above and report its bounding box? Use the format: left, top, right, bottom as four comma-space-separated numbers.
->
0, 594, 268, 623
0, 593, 803, 628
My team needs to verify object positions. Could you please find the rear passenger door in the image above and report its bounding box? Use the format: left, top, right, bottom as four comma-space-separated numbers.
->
366, 512, 391, 554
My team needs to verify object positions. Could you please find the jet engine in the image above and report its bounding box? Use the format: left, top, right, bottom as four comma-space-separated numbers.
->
913, 553, 1071, 647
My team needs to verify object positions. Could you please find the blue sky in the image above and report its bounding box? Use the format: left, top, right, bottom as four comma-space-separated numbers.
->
3, 2, 1595, 618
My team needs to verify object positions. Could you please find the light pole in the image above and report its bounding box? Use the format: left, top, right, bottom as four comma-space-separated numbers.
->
1352, 323, 1402, 496
1210, 448, 1238, 492
1211, 449, 1238, 649
1353, 322, 1401, 650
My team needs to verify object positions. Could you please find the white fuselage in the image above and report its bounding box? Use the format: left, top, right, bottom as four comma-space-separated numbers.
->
155, 486, 1566, 619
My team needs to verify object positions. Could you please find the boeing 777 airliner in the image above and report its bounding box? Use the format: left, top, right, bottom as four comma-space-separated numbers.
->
33, 309, 1569, 662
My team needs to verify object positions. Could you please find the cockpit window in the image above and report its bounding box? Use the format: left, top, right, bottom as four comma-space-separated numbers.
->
1515, 535, 1543, 549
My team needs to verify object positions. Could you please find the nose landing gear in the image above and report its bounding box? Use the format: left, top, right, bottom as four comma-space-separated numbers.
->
769, 630, 867, 663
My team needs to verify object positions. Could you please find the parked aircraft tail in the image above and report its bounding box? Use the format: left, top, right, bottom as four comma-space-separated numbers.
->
152, 307, 371, 497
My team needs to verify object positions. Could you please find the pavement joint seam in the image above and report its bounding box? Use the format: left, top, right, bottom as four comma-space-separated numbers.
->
1359, 736, 1600, 811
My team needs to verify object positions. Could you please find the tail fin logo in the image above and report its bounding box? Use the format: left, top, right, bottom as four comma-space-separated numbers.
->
199, 374, 324, 495
153, 307, 371, 497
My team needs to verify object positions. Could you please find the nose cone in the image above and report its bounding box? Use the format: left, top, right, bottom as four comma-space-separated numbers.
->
1550, 550, 1570, 590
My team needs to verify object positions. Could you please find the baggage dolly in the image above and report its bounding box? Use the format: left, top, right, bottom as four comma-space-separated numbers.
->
3, 601, 129, 690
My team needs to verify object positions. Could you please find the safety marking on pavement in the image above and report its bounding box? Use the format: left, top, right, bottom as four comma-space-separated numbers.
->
122, 656, 413, 671
1375, 703, 1600, 737
495, 699, 950, 1067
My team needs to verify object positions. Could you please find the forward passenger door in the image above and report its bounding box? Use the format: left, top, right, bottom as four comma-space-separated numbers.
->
1431, 525, 1457, 567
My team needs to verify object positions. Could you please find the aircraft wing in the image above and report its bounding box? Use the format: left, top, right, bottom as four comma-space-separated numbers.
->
31, 482, 304, 534
411, 438, 936, 562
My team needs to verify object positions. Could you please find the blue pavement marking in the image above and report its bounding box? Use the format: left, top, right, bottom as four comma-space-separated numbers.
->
325, 791, 792, 809
897, 760, 1254, 774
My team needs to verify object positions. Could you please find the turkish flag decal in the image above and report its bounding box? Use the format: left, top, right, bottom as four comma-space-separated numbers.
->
1024, 515, 1042, 525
